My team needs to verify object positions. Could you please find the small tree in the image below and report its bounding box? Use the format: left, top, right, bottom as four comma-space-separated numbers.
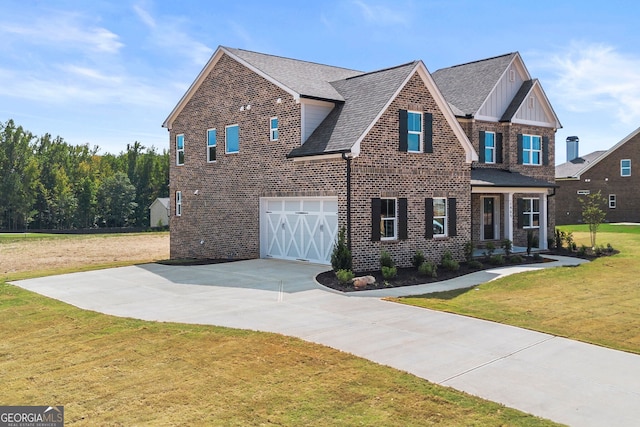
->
331, 226, 352, 271
579, 191, 607, 249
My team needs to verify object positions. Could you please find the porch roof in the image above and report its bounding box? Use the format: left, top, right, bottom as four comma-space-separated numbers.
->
471, 168, 557, 189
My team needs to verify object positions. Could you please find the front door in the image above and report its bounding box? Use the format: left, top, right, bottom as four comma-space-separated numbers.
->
483, 197, 496, 240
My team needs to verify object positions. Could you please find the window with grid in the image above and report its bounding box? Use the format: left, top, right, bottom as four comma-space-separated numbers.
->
207, 129, 216, 162
522, 198, 540, 228
270, 117, 279, 141
522, 134, 542, 165
176, 134, 184, 165
380, 198, 397, 240
621, 159, 631, 176
407, 111, 422, 152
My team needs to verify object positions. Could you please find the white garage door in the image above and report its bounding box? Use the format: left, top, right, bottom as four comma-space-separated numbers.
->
260, 197, 338, 264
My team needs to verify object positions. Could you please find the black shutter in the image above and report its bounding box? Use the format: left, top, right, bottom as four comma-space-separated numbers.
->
496, 133, 503, 164
517, 134, 523, 164
542, 136, 549, 165
423, 112, 433, 153
398, 198, 408, 240
448, 198, 457, 237
425, 198, 434, 239
371, 198, 381, 241
399, 110, 408, 152
517, 198, 525, 229
479, 131, 486, 163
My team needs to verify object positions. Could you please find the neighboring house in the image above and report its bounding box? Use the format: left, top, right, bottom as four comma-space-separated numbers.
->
163, 47, 559, 270
149, 197, 170, 228
556, 127, 640, 225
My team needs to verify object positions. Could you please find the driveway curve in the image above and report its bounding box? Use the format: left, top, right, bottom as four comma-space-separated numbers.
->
13, 257, 640, 427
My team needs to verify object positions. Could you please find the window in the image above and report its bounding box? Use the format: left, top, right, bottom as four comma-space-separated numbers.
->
484, 132, 496, 164
270, 117, 279, 141
521, 198, 540, 228
226, 124, 239, 154
207, 129, 216, 162
176, 134, 184, 165
433, 198, 447, 237
175, 191, 182, 216
522, 134, 542, 165
609, 194, 616, 209
621, 159, 631, 176
577, 190, 590, 195
380, 198, 397, 240
407, 111, 422, 152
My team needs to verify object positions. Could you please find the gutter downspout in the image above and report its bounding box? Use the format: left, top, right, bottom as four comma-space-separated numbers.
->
342, 152, 352, 251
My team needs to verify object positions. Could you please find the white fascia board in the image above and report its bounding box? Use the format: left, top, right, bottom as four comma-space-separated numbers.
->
291, 153, 343, 162
531, 80, 563, 129
351, 61, 477, 162
162, 46, 300, 130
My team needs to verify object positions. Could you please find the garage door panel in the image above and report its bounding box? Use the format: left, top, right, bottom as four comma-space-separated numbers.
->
261, 197, 338, 264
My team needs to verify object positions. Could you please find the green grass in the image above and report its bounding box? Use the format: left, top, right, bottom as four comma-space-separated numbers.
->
394, 225, 640, 354
0, 282, 560, 426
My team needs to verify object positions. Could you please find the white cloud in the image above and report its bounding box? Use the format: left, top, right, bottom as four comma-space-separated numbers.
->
543, 42, 640, 126
132, 2, 212, 66
0, 11, 123, 54
351, 0, 410, 26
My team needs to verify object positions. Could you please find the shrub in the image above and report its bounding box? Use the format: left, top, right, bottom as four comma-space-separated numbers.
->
463, 241, 474, 262
468, 260, 483, 269
381, 265, 397, 279
595, 245, 605, 256
331, 227, 352, 271
335, 269, 354, 285
501, 239, 512, 257
441, 251, 459, 271
578, 245, 587, 256
412, 250, 425, 269
380, 250, 394, 269
555, 228, 564, 250
533, 252, 542, 260
547, 237, 555, 250
510, 255, 523, 264
483, 242, 495, 258
565, 232, 574, 252
606, 243, 614, 253
489, 254, 505, 265
418, 260, 437, 277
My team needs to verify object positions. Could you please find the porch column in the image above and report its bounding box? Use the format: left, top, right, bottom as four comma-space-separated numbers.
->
504, 192, 514, 243
540, 192, 548, 250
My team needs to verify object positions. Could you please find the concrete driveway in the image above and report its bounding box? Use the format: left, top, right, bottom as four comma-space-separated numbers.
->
13, 258, 640, 427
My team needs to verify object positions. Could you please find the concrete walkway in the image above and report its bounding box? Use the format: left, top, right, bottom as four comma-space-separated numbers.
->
12, 256, 640, 427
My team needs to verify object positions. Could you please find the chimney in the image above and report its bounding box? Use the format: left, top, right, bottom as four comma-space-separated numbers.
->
566, 136, 579, 162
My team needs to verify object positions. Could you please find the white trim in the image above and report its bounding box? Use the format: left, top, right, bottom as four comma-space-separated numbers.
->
270, 116, 279, 141
176, 134, 184, 166
206, 128, 217, 163
472, 186, 551, 194
225, 124, 239, 154
175, 191, 182, 216
521, 197, 540, 229
621, 159, 631, 176
609, 194, 617, 209
407, 110, 423, 153
163, 46, 301, 129
380, 197, 398, 241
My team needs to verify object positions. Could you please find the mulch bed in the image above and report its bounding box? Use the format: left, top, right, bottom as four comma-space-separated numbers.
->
317, 245, 623, 293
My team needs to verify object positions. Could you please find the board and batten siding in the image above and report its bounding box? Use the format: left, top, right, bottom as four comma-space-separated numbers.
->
301, 99, 334, 143
477, 65, 524, 120
513, 89, 550, 124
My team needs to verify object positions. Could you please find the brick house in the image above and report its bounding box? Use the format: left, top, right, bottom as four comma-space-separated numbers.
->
163, 47, 560, 271
556, 127, 640, 225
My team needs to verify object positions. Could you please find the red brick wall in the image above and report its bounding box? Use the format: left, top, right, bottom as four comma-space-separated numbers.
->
556, 132, 640, 225
168, 55, 475, 271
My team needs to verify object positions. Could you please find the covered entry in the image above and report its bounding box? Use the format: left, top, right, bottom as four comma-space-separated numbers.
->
260, 197, 338, 264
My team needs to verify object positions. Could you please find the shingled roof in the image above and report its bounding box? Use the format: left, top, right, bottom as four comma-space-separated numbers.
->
288, 62, 419, 157
225, 47, 363, 102
432, 53, 518, 116
471, 168, 556, 188
555, 151, 607, 179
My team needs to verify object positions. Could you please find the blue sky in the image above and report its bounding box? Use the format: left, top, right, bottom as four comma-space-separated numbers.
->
1, 0, 639, 163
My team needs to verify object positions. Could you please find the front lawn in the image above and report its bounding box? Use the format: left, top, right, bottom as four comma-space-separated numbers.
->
392, 224, 640, 354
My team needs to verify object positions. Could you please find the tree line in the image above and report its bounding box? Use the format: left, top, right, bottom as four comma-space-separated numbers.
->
0, 119, 169, 231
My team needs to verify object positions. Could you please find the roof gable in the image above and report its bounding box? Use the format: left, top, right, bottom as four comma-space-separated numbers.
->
432, 53, 520, 116
163, 46, 362, 129
555, 151, 607, 178
289, 61, 477, 163
501, 80, 562, 128
558, 126, 640, 178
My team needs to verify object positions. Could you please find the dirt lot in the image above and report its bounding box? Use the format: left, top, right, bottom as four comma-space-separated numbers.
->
0, 233, 169, 277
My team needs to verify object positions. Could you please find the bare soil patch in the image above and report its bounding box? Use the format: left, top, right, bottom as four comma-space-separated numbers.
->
0, 233, 169, 277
